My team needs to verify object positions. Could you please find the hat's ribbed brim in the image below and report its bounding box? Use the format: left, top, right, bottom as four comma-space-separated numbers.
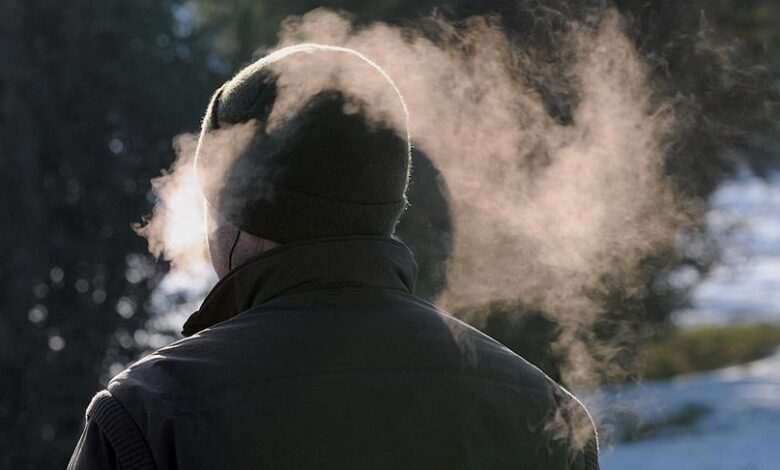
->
216, 183, 407, 243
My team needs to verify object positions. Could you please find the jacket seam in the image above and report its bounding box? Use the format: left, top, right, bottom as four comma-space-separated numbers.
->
184, 369, 557, 399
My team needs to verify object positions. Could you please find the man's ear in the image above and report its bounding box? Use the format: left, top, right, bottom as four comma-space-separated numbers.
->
206, 204, 240, 278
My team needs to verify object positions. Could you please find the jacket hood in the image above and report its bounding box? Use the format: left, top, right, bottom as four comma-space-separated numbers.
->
182, 235, 418, 336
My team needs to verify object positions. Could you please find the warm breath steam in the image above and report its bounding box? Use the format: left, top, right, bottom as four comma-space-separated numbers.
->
138, 8, 687, 396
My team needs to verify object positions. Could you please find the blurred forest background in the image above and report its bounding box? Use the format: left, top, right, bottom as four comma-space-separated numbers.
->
1, 0, 778, 467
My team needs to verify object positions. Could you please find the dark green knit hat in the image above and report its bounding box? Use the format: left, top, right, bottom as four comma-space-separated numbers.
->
195, 45, 411, 243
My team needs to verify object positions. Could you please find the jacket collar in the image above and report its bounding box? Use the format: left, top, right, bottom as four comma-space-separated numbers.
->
182, 235, 418, 337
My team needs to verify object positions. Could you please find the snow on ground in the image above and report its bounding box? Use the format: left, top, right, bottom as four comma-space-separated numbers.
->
674, 171, 780, 327
594, 172, 780, 469
588, 348, 780, 469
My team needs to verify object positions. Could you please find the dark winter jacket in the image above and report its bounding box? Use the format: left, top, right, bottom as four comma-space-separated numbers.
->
68, 236, 599, 469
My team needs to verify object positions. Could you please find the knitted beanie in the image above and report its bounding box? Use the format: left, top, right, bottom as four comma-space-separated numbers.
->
195, 45, 411, 243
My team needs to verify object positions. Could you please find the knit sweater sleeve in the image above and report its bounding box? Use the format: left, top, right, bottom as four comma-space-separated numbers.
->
68, 390, 157, 470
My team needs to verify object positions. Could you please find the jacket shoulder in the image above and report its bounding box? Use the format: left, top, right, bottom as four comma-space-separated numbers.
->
105, 332, 219, 415
105, 344, 197, 470
441, 313, 600, 468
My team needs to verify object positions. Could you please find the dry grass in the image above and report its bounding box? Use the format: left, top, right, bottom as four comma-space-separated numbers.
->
640, 324, 780, 380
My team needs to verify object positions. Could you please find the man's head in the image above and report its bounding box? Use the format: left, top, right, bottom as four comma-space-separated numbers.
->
195, 45, 411, 276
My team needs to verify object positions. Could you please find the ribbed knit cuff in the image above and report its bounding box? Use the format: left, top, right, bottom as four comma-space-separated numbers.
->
87, 390, 157, 470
